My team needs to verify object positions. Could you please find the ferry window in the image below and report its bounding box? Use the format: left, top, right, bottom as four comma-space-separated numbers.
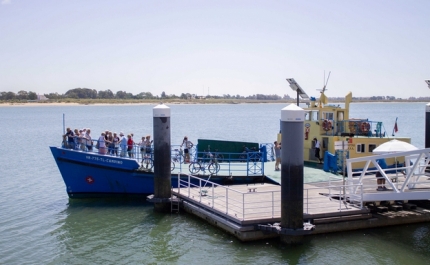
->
323, 112, 334, 120
369, 144, 377, 153
356, 144, 366, 153
311, 111, 318, 121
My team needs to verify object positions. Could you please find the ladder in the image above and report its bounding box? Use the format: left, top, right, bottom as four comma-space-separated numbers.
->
171, 196, 180, 213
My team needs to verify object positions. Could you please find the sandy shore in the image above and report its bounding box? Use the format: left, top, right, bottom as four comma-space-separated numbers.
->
0, 102, 166, 107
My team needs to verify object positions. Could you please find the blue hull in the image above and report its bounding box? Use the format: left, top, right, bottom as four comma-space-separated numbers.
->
50, 147, 277, 198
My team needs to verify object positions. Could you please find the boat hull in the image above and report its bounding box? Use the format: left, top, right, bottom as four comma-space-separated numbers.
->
50, 147, 276, 198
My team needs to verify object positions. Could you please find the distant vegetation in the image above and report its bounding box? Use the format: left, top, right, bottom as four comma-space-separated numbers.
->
1, 88, 429, 104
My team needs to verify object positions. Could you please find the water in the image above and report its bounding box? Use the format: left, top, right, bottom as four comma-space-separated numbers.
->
1, 102, 429, 264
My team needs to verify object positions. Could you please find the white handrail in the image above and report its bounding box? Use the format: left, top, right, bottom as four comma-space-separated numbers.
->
176, 174, 364, 220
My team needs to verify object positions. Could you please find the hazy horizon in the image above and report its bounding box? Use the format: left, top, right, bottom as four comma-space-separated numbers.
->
1, 0, 429, 99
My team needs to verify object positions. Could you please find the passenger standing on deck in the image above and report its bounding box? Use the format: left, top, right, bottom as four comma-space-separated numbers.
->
85, 128, 93, 151
274, 141, 281, 171
376, 159, 388, 191
313, 138, 322, 164
112, 132, 120, 156
74, 129, 81, 150
119, 132, 127, 157
98, 132, 106, 154
127, 134, 134, 158
64, 127, 74, 149
106, 131, 114, 155
138, 136, 146, 162
181, 136, 193, 163
79, 129, 86, 151
144, 135, 153, 155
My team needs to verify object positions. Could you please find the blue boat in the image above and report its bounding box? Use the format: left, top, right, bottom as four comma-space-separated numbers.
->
50, 140, 279, 198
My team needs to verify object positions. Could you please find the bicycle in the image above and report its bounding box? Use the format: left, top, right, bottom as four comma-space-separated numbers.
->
141, 153, 154, 170
170, 148, 184, 171
189, 151, 220, 174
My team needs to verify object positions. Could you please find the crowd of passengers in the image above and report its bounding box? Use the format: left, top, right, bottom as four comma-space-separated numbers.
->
63, 128, 153, 158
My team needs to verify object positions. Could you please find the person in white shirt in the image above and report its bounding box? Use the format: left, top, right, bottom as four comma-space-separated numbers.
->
119, 132, 127, 157
313, 138, 322, 164
180, 136, 193, 163
85, 129, 92, 151
98, 132, 106, 154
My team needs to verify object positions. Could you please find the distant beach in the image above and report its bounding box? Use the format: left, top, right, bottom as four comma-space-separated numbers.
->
0, 98, 427, 107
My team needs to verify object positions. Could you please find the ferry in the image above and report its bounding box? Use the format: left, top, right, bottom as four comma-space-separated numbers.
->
50, 139, 278, 198
282, 78, 412, 173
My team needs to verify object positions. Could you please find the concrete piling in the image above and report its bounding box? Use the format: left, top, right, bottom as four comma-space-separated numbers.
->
280, 104, 305, 244
152, 104, 172, 212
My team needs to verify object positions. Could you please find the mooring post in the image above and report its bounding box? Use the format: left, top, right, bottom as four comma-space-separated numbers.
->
426, 104, 430, 148
280, 104, 305, 244
153, 103, 172, 212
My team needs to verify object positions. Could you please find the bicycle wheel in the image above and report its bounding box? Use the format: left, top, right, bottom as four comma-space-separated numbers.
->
189, 162, 201, 174
171, 161, 175, 171
208, 163, 220, 174
142, 157, 153, 170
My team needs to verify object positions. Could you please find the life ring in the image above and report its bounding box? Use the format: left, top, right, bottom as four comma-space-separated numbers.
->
322, 119, 332, 131
361, 122, 370, 132
305, 127, 310, 140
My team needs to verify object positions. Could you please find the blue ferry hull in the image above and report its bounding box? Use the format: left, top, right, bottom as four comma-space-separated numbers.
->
50, 147, 159, 198
50, 147, 276, 198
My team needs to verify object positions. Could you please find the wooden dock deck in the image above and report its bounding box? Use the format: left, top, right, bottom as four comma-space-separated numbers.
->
170, 170, 430, 241
167, 151, 430, 242
173, 182, 367, 225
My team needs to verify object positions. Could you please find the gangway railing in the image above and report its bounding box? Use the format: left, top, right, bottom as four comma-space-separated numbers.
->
346, 148, 430, 202
174, 174, 365, 221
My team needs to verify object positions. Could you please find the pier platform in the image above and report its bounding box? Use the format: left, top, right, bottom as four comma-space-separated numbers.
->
172, 181, 430, 241
171, 157, 430, 242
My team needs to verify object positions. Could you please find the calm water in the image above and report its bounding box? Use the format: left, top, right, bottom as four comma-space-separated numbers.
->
1, 102, 429, 264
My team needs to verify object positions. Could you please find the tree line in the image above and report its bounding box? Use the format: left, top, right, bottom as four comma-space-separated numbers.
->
0, 88, 285, 101
2, 88, 428, 102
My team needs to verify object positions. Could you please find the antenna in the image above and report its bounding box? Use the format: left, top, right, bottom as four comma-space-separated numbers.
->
286, 78, 309, 106
317, 71, 331, 93
426, 80, 430, 89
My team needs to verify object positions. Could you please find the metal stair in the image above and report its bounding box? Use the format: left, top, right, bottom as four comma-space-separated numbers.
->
171, 196, 180, 213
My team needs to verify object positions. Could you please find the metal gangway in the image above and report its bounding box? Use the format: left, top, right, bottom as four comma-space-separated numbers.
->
345, 148, 430, 203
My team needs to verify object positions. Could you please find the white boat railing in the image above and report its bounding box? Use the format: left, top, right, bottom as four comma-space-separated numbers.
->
345, 148, 430, 202
175, 174, 365, 221
60, 140, 265, 176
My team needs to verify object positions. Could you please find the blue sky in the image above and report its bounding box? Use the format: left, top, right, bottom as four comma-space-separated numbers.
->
1, 0, 429, 99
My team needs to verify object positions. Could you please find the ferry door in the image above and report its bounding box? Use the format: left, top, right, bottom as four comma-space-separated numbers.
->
322, 137, 328, 160
310, 140, 316, 162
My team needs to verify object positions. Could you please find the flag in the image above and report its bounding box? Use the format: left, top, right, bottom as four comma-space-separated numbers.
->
394, 120, 398, 133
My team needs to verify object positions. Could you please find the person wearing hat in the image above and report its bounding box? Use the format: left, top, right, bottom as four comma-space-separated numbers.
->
119, 132, 127, 157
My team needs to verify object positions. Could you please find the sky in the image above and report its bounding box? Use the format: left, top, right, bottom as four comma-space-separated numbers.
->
1, 0, 429, 99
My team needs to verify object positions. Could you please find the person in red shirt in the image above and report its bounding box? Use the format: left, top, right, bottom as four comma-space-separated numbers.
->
127, 134, 134, 158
